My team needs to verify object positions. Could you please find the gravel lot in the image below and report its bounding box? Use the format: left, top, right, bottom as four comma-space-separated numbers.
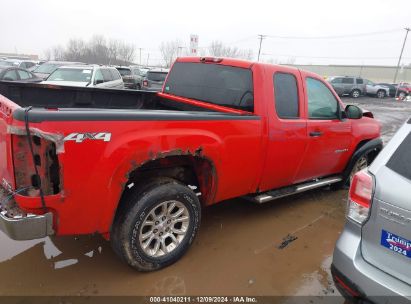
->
0, 96, 410, 301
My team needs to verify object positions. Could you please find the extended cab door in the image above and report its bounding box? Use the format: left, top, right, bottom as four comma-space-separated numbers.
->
295, 73, 352, 181
258, 66, 308, 191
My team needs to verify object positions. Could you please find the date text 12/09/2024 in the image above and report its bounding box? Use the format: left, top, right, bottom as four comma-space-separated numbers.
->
149, 297, 258, 303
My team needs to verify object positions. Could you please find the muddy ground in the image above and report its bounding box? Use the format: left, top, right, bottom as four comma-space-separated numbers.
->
1, 97, 410, 301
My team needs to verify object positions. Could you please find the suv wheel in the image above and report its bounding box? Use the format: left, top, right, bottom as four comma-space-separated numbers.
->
376, 90, 386, 99
351, 89, 361, 98
111, 179, 201, 271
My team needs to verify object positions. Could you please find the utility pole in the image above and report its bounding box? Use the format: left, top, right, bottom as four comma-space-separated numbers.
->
178, 46, 184, 57
393, 27, 410, 83
138, 48, 143, 66
257, 34, 266, 62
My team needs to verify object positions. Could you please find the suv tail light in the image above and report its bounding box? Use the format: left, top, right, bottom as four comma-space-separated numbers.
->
143, 80, 148, 87
347, 170, 373, 224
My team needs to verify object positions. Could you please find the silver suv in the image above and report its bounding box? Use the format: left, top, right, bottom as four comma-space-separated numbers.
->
332, 118, 411, 302
43, 65, 124, 89
328, 76, 366, 98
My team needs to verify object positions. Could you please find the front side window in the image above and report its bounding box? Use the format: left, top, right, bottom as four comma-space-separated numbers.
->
273, 72, 299, 119
94, 69, 104, 83
165, 62, 254, 111
330, 77, 343, 84
306, 78, 339, 119
17, 69, 31, 80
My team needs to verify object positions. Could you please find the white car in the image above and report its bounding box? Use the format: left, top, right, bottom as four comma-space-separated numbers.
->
365, 80, 390, 99
42, 65, 124, 89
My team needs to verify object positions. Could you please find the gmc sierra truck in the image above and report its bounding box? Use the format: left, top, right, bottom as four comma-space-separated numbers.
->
0, 57, 382, 271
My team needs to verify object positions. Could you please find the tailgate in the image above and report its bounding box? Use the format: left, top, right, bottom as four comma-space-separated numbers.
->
0, 94, 18, 191
361, 122, 411, 285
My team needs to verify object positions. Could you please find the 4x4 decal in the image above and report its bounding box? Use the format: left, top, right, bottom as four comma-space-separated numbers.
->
64, 132, 112, 143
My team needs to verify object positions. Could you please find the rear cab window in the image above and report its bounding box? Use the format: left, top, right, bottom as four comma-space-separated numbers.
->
273, 73, 299, 119
164, 62, 254, 112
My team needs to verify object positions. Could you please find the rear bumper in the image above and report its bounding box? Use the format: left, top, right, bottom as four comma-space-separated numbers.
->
0, 188, 54, 240
0, 211, 54, 240
332, 220, 411, 303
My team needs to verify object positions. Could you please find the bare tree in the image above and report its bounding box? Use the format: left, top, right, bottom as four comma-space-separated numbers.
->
46, 35, 137, 65
43, 48, 52, 61
209, 40, 253, 60
159, 39, 182, 67
52, 45, 65, 61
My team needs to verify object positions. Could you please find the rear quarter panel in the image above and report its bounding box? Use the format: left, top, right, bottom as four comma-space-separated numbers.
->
13, 116, 263, 235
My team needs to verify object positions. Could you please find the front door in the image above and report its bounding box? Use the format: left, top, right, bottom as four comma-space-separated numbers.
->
295, 75, 352, 182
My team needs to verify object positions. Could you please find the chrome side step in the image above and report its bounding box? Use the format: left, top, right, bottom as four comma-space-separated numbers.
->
250, 176, 343, 204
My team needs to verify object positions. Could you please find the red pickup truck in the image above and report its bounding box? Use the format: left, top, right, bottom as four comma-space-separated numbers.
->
0, 57, 382, 271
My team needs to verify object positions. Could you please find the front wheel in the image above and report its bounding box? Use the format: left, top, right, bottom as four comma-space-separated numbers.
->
332, 154, 369, 190
376, 90, 386, 99
351, 89, 361, 98
111, 179, 201, 271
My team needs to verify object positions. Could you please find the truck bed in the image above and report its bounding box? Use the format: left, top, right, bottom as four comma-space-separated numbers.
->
0, 81, 213, 113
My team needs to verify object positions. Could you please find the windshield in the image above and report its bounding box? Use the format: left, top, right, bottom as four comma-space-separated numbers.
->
47, 68, 93, 82
147, 71, 168, 82
117, 68, 131, 76
34, 63, 61, 74
0, 61, 14, 67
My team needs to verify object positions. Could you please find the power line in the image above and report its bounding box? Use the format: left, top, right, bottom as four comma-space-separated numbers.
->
394, 27, 410, 83
266, 28, 402, 40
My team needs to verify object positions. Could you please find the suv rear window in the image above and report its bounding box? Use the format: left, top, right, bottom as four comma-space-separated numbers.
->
164, 62, 254, 112
386, 132, 411, 180
147, 71, 168, 82
117, 68, 131, 76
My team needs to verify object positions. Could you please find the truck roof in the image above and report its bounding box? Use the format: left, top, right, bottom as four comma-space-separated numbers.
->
175, 56, 301, 72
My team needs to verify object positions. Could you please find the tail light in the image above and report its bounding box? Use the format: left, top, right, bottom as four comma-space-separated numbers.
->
143, 80, 148, 87
347, 170, 373, 224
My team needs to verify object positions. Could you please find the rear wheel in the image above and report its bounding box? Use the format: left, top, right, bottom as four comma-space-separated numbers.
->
376, 90, 386, 99
351, 89, 361, 98
398, 91, 406, 100
111, 179, 201, 271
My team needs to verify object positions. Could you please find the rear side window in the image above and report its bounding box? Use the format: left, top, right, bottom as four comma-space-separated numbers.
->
356, 78, 364, 84
342, 78, 354, 84
386, 132, 411, 180
273, 73, 299, 119
102, 69, 113, 82
110, 69, 121, 80
164, 62, 254, 112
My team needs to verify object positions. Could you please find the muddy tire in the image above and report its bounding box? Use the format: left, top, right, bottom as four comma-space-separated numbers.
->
332, 153, 369, 190
111, 179, 201, 271
398, 91, 406, 100
351, 89, 361, 98
376, 90, 386, 99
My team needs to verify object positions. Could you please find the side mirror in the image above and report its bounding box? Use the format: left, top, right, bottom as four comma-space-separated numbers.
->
95, 79, 104, 85
3, 77, 14, 81
345, 105, 363, 119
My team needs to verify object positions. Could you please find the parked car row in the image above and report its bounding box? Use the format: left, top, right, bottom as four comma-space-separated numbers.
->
328, 75, 410, 99
0, 58, 170, 92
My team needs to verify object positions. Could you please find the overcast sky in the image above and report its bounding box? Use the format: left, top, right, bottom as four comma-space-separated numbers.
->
1, 0, 411, 66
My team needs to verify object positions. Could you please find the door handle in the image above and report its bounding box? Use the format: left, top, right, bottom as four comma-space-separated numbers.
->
309, 131, 323, 137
